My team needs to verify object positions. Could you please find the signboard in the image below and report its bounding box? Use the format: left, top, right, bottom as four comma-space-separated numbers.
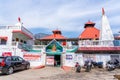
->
23, 53, 41, 61
2, 52, 12, 56
74, 54, 84, 66
64, 53, 75, 67
83, 54, 96, 61
46, 56, 54, 65
66, 55, 73, 60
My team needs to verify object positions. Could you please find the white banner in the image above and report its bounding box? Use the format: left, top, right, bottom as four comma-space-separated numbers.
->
46, 56, 54, 65
23, 53, 41, 61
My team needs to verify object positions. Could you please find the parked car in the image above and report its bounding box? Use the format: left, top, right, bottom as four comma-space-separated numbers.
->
0, 56, 30, 75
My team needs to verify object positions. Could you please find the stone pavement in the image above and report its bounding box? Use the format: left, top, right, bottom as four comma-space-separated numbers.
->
43, 68, 119, 80
0, 67, 120, 80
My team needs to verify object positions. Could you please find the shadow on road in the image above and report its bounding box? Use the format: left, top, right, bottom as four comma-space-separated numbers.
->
0, 69, 28, 76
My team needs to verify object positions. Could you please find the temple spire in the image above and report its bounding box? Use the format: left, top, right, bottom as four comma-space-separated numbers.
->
18, 17, 21, 23
99, 8, 114, 46
15, 17, 23, 27
102, 8, 105, 15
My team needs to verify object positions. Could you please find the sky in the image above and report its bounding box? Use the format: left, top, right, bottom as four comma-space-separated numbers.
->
0, 0, 120, 38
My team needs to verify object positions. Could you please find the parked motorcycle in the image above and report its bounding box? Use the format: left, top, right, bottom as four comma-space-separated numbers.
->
84, 61, 92, 72
92, 61, 103, 68
114, 59, 120, 69
106, 59, 120, 71
106, 61, 116, 71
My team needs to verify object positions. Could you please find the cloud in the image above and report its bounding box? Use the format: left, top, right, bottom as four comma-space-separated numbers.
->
0, 0, 120, 37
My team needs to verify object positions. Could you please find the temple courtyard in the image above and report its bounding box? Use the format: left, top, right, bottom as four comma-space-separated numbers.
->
0, 67, 120, 80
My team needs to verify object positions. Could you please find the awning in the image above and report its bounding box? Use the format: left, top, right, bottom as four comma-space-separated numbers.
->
0, 37, 8, 40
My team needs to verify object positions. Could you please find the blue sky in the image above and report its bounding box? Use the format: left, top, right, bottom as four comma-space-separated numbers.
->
0, 0, 120, 38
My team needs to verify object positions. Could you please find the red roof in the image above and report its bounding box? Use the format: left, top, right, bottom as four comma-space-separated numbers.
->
85, 21, 95, 25
41, 34, 66, 40
79, 27, 100, 39
41, 30, 67, 40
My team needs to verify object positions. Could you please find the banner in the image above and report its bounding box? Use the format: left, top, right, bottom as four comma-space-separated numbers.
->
64, 53, 75, 67
83, 54, 96, 61
2, 52, 12, 56
46, 56, 54, 65
23, 53, 41, 61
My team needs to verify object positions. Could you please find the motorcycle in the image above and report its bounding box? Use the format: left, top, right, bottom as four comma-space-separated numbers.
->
92, 61, 103, 68
106, 61, 116, 71
114, 59, 120, 69
84, 61, 92, 72
106, 59, 120, 71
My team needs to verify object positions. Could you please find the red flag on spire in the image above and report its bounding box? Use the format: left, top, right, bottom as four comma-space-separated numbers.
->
102, 8, 105, 15
18, 17, 21, 22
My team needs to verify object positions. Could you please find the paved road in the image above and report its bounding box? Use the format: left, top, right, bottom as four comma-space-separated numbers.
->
0, 67, 119, 80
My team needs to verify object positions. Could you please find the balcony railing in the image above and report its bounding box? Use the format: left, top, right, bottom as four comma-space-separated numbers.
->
7, 26, 21, 30
79, 40, 116, 47
0, 26, 20, 30
78, 40, 120, 52
0, 25, 33, 38
12, 42, 32, 51
32, 45, 46, 50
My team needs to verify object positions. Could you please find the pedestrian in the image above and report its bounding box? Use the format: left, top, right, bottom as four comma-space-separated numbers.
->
75, 62, 81, 73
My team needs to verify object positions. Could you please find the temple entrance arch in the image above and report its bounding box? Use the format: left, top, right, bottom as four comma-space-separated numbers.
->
45, 39, 63, 67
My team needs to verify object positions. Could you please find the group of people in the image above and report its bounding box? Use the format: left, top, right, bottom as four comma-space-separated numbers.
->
75, 60, 94, 73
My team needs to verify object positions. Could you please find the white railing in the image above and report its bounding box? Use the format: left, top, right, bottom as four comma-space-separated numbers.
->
32, 45, 46, 49
12, 42, 32, 50
7, 26, 21, 30
0, 26, 20, 30
63, 45, 78, 49
0, 25, 33, 38
79, 40, 114, 47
